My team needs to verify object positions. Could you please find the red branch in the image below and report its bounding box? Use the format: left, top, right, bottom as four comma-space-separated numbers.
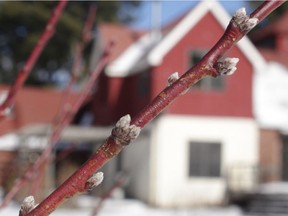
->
70, 4, 97, 81
0, 0, 67, 119
91, 172, 129, 216
29, 163, 46, 196
26, 1, 285, 215
6, 4, 97, 201
0, 44, 112, 210
55, 4, 96, 122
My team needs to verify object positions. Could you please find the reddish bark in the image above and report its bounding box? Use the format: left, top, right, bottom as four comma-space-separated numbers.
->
29, 164, 45, 197
26, 1, 285, 215
91, 172, 129, 216
0, 0, 67, 119
0, 4, 98, 205
0, 46, 110, 209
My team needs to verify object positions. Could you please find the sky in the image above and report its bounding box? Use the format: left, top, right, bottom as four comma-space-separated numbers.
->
129, 1, 252, 30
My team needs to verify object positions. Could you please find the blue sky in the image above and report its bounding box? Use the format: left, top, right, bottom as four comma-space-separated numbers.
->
129, 1, 252, 30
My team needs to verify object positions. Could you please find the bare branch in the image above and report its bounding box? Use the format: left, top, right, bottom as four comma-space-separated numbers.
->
91, 172, 129, 216
0, 0, 67, 119
0, 43, 112, 210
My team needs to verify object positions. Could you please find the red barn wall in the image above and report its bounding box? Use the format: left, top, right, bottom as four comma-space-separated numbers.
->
151, 12, 253, 118
93, 71, 151, 125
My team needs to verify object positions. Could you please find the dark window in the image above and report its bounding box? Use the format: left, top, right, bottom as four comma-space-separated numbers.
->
189, 50, 225, 91
282, 135, 288, 181
138, 71, 150, 97
189, 141, 222, 177
254, 35, 276, 49
192, 76, 225, 91
190, 50, 206, 66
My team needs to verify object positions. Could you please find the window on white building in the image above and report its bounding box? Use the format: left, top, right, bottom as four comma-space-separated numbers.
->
189, 141, 222, 177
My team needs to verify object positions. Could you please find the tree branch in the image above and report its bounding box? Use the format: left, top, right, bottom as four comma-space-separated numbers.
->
0, 0, 67, 119
91, 172, 129, 216
0, 43, 112, 210
29, 4, 97, 196
26, 1, 285, 215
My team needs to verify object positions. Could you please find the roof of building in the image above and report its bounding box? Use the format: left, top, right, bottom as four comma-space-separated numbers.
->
102, 0, 266, 77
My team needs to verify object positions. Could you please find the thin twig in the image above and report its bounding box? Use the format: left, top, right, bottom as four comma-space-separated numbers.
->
29, 164, 45, 197
55, 4, 97, 122
29, 4, 97, 196
0, 0, 68, 119
91, 172, 129, 216
0, 44, 112, 209
26, 1, 285, 215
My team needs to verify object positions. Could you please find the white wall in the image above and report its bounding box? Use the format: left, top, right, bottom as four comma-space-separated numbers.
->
122, 129, 151, 201
254, 62, 288, 132
149, 115, 259, 207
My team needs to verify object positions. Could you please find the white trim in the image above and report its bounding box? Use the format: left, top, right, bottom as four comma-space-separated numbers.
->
105, 33, 160, 77
18, 124, 112, 142
0, 124, 112, 151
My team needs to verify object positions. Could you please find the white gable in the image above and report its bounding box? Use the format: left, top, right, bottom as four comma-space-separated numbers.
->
105, 32, 160, 77
105, 0, 266, 77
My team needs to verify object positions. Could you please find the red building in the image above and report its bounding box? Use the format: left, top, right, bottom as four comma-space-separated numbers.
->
92, 0, 267, 207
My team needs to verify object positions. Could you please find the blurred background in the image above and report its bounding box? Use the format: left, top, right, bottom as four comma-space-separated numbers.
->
0, 1, 288, 215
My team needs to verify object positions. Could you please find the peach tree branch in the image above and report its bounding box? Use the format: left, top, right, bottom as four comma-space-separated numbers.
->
91, 172, 129, 216
29, 5, 98, 196
0, 0, 67, 119
0, 43, 112, 210
26, 1, 285, 215
54, 3, 97, 132
0, 4, 99, 207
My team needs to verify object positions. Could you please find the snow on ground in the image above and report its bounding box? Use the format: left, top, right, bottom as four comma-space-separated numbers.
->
5, 182, 288, 215
0, 197, 244, 216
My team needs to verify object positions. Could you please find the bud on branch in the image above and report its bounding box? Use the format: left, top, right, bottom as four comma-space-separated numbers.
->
111, 114, 141, 146
233, 8, 258, 31
19, 196, 36, 216
216, 57, 239, 76
85, 172, 104, 191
